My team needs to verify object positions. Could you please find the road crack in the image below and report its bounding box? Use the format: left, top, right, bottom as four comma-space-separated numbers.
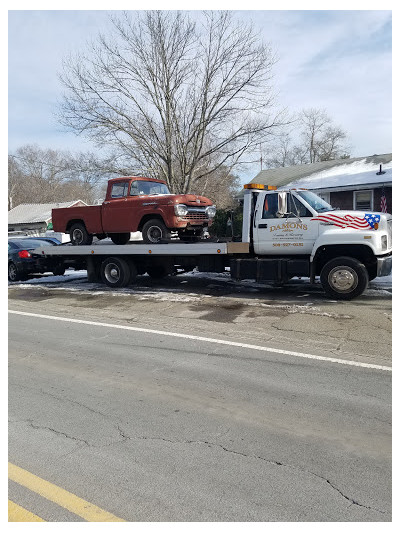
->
127, 434, 387, 515
28, 421, 90, 446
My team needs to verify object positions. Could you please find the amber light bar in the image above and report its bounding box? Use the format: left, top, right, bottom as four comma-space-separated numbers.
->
244, 183, 277, 190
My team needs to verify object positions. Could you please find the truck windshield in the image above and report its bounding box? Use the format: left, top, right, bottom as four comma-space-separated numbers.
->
130, 181, 170, 196
295, 190, 333, 213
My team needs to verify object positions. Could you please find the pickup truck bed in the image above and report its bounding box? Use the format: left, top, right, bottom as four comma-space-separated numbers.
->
52, 205, 102, 234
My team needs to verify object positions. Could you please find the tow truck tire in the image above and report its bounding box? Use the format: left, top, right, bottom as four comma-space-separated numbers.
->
142, 219, 170, 244
52, 265, 66, 276
320, 256, 368, 300
70, 222, 93, 246
100, 257, 132, 288
110, 233, 131, 245
146, 265, 168, 279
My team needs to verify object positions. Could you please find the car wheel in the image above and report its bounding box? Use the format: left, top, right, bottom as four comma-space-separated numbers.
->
8, 262, 19, 282
70, 222, 93, 246
320, 256, 369, 300
142, 219, 170, 244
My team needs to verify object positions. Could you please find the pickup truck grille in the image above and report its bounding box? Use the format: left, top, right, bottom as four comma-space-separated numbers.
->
181, 213, 208, 220
387, 218, 392, 249
181, 207, 208, 220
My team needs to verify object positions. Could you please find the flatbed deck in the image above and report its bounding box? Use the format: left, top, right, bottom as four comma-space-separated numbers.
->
33, 240, 250, 257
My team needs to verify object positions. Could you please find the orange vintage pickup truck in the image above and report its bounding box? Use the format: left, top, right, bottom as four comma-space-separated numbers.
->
52, 176, 216, 245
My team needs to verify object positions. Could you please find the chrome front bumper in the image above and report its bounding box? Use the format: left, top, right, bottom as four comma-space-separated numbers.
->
377, 254, 392, 277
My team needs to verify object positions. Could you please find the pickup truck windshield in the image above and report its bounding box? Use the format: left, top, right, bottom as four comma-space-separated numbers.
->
130, 181, 170, 196
296, 190, 334, 213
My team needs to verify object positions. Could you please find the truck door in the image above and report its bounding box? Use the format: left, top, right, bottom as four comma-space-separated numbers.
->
102, 180, 133, 233
253, 191, 319, 255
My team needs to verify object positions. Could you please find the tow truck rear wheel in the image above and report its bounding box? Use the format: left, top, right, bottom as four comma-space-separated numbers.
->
320, 256, 368, 300
146, 265, 168, 279
100, 257, 132, 288
70, 222, 93, 246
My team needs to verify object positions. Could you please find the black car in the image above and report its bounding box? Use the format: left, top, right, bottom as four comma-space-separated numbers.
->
8, 237, 65, 282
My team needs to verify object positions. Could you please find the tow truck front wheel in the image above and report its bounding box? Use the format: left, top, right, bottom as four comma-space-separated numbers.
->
320, 256, 368, 300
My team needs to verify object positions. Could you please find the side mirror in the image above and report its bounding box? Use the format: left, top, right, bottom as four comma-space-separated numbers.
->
277, 192, 287, 217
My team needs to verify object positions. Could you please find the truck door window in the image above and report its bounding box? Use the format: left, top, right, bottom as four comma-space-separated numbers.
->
129, 181, 139, 196
111, 182, 128, 198
287, 194, 312, 218
262, 193, 279, 219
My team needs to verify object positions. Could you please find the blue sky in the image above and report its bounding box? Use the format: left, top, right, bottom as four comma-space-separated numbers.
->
8, 9, 392, 165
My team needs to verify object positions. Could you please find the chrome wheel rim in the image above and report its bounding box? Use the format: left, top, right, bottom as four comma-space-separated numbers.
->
328, 266, 358, 293
72, 228, 84, 244
147, 226, 162, 243
9, 263, 17, 281
104, 263, 120, 284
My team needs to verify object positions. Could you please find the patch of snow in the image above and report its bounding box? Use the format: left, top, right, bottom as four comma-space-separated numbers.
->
8, 267, 391, 299
284, 160, 392, 190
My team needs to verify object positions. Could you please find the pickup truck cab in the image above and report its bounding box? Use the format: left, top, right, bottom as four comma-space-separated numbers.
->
52, 176, 216, 245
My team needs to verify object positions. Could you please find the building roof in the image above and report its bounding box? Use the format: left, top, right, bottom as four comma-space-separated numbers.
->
8, 200, 86, 225
282, 160, 392, 192
248, 153, 392, 190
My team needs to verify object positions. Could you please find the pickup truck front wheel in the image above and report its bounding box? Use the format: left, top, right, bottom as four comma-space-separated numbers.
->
142, 219, 170, 244
70, 223, 93, 246
320, 256, 369, 300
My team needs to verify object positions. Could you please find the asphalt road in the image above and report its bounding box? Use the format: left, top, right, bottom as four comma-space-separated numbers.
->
8, 283, 392, 521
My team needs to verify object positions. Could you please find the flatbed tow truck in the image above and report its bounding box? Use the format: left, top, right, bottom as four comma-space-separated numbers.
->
33, 184, 392, 300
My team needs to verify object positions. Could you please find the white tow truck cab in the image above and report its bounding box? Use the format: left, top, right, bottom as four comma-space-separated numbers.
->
235, 183, 392, 298
32, 183, 392, 300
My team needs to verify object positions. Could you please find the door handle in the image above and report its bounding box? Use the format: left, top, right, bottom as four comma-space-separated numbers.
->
258, 223, 268, 229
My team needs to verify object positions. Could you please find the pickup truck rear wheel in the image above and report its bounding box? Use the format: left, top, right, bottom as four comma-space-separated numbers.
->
142, 219, 170, 244
70, 222, 93, 246
100, 257, 132, 288
110, 233, 131, 245
320, 256, 368, 300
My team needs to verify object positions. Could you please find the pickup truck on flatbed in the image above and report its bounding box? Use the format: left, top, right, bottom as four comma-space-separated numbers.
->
52, 176, 216, 245
37, 184, 392, 300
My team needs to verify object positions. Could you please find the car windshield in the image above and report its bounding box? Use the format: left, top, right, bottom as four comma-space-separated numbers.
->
9, 239, 57, 249
295, 190, 334, 213
132, 181, 170, 196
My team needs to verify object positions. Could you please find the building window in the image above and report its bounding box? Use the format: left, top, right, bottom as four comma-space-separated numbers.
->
317, 192, 330, 204
353, 190, 373, 211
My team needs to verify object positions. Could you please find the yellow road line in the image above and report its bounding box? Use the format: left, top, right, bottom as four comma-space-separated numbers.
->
8, 500, 45, 522
8, 462, 125, 522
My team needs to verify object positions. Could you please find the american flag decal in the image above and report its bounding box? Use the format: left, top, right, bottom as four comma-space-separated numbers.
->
311, 213, 380, 230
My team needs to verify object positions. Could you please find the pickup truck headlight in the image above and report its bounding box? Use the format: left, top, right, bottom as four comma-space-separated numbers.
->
174, 204, 188, 216
381, 235, 388, 251
205, 205, 217, 219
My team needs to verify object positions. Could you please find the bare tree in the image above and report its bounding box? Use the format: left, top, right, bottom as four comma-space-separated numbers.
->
58, 10, 284, 193
8, 144, 118, 207
191, 165, 241, 209
264, 107, 350, 168
298, 108, 350, 163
